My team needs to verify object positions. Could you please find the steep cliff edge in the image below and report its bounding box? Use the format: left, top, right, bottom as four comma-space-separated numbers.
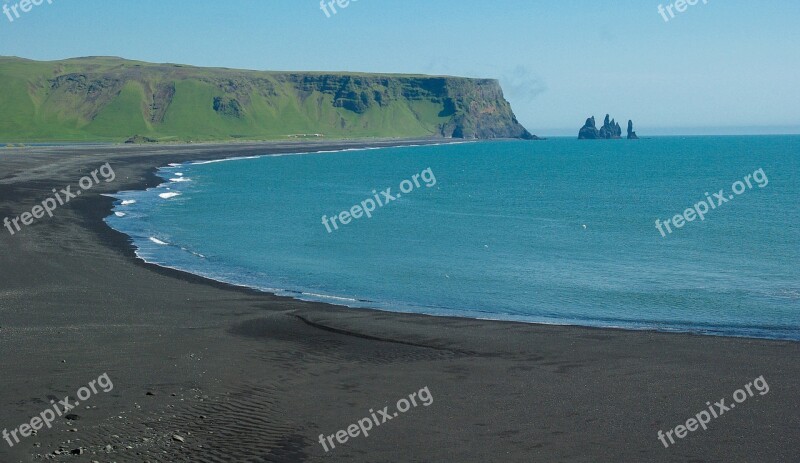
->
0, 56, 538, 142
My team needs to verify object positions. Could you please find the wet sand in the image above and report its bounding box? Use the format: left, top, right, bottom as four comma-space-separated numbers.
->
0, 140, 797, 462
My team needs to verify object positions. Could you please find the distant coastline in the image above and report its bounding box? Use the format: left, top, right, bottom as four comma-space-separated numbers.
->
0, 56, 538, 143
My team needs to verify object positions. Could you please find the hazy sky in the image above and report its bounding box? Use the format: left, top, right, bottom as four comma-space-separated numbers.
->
1, 0, 798, 135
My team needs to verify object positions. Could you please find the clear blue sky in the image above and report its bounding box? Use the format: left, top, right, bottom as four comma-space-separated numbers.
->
1, 0, 798, 135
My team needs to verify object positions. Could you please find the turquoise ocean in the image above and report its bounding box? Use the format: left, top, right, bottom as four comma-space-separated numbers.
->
105, 137, 800, 340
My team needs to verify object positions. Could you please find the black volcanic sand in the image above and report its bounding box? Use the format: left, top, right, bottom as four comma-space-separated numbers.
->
0, 140, 797, 463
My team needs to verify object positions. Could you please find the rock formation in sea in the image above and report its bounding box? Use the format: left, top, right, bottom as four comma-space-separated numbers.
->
597, 115, 622, 139
578, 117, 600, 139
578, 114, 634, 139
627, 120, 639, 139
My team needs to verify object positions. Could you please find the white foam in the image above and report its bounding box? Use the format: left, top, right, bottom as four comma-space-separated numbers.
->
175, 173, 183, 176
114, 212, 126, 217
192, 155, 262, 165
149, 237, 168, 245
302, 292, 360, 303
121, 200, 137, 205
159, 192, 181, 199
187, 141, 473, 166
169, 177, 191, 182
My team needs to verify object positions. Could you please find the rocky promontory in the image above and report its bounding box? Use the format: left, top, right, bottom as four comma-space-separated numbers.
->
0, 56, 540, 142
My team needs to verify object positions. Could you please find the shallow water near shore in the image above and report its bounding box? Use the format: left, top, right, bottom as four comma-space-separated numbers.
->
105, 137, 800, 340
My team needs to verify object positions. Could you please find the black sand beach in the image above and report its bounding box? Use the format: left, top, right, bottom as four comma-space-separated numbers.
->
0, 140, 798, 463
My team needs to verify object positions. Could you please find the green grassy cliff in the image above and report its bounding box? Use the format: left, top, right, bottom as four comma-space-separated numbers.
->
0, 56, 537, 143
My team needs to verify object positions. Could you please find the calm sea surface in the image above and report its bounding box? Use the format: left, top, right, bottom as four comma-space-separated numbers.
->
106, 137, 800, 339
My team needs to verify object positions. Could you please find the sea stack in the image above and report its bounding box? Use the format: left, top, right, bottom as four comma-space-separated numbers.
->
627, 120, 639, 139
598, 115, 622, 139
578, 117, 600, 139
578, 114, 637, 139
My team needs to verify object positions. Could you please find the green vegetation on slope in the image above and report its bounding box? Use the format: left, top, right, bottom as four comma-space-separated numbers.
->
0, 56, 536, 143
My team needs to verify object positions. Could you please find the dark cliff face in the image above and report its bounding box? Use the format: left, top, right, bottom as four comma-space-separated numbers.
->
0, 57, 538, 142
281, 75, 536, 140
432, 79, 538, 140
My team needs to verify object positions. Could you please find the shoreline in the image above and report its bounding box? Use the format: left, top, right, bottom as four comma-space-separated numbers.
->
1, 139, 798, 462
107, 141, 796, 343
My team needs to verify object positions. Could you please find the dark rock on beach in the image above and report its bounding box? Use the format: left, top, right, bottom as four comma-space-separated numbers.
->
124, 135, 158, 144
